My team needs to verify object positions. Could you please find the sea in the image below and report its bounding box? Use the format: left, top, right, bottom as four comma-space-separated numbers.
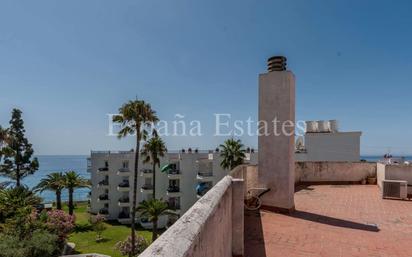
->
1, 155, 411, 204
0, 155, 90, 203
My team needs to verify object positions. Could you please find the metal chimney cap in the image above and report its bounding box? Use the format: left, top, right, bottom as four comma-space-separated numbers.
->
267, 56, 287, 72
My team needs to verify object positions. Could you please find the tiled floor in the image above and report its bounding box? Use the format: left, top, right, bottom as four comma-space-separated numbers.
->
244, 185, 412, 257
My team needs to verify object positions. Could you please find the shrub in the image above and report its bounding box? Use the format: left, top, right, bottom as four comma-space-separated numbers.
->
90, 214, 107, 242
45, 210, 75, 242
0, 229, 59, 257
115, 235, 149, 256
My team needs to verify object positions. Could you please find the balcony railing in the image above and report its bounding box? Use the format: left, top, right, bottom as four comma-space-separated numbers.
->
119, 197, 130, 203
99, 208, 109, 215
98, 194, 109, 201
167, 186, 180, 193
118, 167, 130, 173
168, 203, 181, 210
118, 181, 130, 187
98, 167, 109, 172
142, 184, 154, 190
168, 169, 180, 175
197, 171, 213, 177
141, 169, 153, 174
118, 212, 130, 219
98, 180, 109, 186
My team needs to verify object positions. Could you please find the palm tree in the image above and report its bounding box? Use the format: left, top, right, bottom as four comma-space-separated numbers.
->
0, 186, 41, 223
141, 133, 167, 199
64, 170, 90, 215
34, 172, 65, 210
137, 199, 175, 242
113, 99, 158, 256
219, 138, 246, 170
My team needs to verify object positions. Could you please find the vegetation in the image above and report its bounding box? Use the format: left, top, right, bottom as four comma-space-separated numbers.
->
0, 126, 8, 163
0, 187, 75, 257
0, 109, 39, 187
0, 186, 41, 223
137, 199, 175, 241
0, 109, 92, 257
115, 235, 149, 257
90, 214, 107, 242
141, 132, 167, 199
219, 138, 246, 170
34, 172, 65, 210
113, 99, 158, 256
64, 171, 90, 215
66, 202, 151, 257
0, 229, 59, 257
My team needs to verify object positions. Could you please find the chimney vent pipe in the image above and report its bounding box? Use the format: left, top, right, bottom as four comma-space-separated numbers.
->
267, 56, 287, 72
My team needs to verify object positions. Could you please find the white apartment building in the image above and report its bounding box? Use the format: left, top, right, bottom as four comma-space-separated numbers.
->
88, 150, 258, 225
88, 122, 360, 226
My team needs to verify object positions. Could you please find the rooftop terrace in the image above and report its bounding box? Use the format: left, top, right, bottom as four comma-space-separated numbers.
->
245, 185, 412, 257
139, 164, 412, 257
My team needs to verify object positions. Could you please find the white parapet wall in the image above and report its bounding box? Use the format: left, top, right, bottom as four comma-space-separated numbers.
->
377, 163, 412, 189
139, 166, 247, 257
295, 162, 377, 183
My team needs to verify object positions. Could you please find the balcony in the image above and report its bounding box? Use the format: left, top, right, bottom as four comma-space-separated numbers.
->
117, 197, 130, 207
140, 217, 152, 229
98, 208, 109, 218
97, 167, 109, 175
117, 212, 132, 224
97, 194, 109, 203
140, 169, 153, 178
87, 158, 92, 172
167, 169, 181, 179
118, 197, 130, 207
168, 203, 181, 214
140, 184, 154, 194
97, 179, 109, 189
117, 181, 130, 192
196, 171, 214, 181
166, 186, 181, 197
117, 167, 131, 176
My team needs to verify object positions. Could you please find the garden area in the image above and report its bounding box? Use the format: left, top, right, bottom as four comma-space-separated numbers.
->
67, 202, 152, 257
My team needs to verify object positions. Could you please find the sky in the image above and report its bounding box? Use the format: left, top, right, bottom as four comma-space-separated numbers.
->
1, 0, 412, 155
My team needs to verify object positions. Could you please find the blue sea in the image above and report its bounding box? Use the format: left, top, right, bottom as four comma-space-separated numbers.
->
0, 155, 90, 203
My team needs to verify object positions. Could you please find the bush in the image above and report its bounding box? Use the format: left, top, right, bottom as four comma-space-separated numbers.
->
115, 235, 149, 256
0, 229, 59, 257
90, 214, 107, 242
45, 210, 75, 242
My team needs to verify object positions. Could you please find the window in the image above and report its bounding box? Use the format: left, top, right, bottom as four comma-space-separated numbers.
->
122, 160, 129, 169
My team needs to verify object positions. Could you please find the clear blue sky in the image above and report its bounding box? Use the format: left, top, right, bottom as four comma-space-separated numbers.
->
1, 0, 411, 155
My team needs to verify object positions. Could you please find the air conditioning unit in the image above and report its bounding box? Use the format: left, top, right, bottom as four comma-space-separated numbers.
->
382, 180, 408, 200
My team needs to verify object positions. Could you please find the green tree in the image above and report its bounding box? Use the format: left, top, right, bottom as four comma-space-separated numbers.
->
0, 126, 8, 162
0, 186, 41, 222
137, 199, 175, 242
141, 133, 167, 199
0, 229, 59, 257
63, 171, 90, 215
0, 109, 38, 187
34, 172, 65, 210
113, 99, 158, 256
219, 138, 246, 170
